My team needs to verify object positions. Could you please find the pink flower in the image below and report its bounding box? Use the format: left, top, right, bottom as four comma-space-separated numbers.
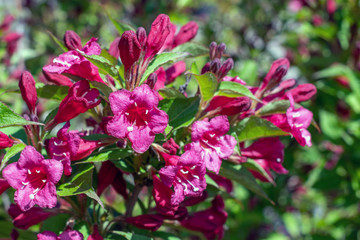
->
43, 37, 103, 82
189, 116, 237, 174
2, 146, 63, 211
159, 147, 206, 205
107, 84, 168, 153
126, 214, 164, 231
37, 230, 83, 240
172, 21, 198, 48
53, 80, 101, 124
152, 173, 179, 216
181, 195, 228, 240
47, 122, 104, 175
0, 131, 14, 149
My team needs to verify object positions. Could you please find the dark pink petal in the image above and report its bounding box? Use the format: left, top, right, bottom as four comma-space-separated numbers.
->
19, 71, 37, 113
42, 70, 73, 87
285, 83, 317, 103
148, 108, 168, 133
132, 84, 159, 109
58, 230, 84, 240
109, 89, 132, 114
144, 14, 171, 60
159, 166, 179, 188
64, 30, 82, 51
165, 61, 186, 84
2, 163, 26, 189
0, 178, 10, 195
14, 185, 36, 211
35, 183, 57, 209
203, 149, 222, 174
162, 138, 180, 155
42, 159, 63, 183
65, 60, 103, 82
242, 137, 284, 162
126, 214, 164, 231
107, 114, 129, 139
172, 183, 186, 205
207, 172, 233, 193
108, 37, 120, 58
128, 126, 155, 153
97, 161, 118, 196
17, 146, 44, 169
81, 37, 102, 56
118, 31, 141, 72
0, 131, 14, 149
191, 118, 210, 142
87, 225, 103, 240
209, 115, 230, 136
152, 173, 178, 216
37, 231, 58, 240
205, 96, 251, 116
173, 21, 198, 48
71, 139, 101, 161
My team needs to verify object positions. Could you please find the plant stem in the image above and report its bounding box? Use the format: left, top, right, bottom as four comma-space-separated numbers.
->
125, 183, 143, 217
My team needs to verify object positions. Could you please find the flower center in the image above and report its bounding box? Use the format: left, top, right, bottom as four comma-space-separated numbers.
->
176, 165, 200, 193
124, 102, 151, 131
22, 167, 48, 199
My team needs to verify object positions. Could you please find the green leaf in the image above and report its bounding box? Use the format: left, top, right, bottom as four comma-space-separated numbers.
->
193, 72, 218, 101
216, 81, 260, 102
233, 116, 288, 142
258, 100, 290, 116
111, 158, 135, 173
100, 49, 118, 65
105, 10, 135, 36
220, 162, 273, 203
81, 134, 111, 141
238, 60, 258, 85
90, 81, 113, 98
172, 42, 209, 57
0, 101, 43, 128
85, 189, 104, 209
109, 231, 153, 240
77, 50, 118, 78
243, 159, 275, 185
159, 97, 200, 130
36, 85, 69, 101
75, 148, 133, 164
57, 164, 94, 196
140, 52, 189, 84
158, 88, 186, 99
0, 143, 26, 172
47, 31, 68, 52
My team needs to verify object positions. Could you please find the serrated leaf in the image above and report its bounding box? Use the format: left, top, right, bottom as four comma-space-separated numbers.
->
47, 31, 68, 52
140, 52, 189, 84
105, 10, 135, 36
193, 72, 218, 101
57, 164, 94, 196
36, 85, 69, 101
216, 81, 260, 102
75, 148, 133, 164
258, 100, 290, 116
0, 101, 43, 128
234, 116, 288, 142
158, 88, 185, 99
172, 42, 209, 57
0, 143, 26, 172
219, 162, 273, 203
158, 97, 200, 130
77, 50, 118, 78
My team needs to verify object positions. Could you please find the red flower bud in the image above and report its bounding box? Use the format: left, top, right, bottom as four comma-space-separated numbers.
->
218, 58, 234, 79
0, 131, 14, 149
136, 27, 147, 48
118, 30, 141, 72
0, 178, 10, 195
146, 72, 158, 89
215, 42, 226, 58
286, 83, 317, 103
42, 69, 73, 87
19, 71, 37, 114
54, 80, 100, 124
126, 214, 164, 231
260, 58, 290, 91
165, 61, 186, 84
144, 14, 171, 60
209, 42, 217, 60
173, 21, 198, 48
210, 59, 221, 73
64, 30, 82, 50
0, 14, 14, 32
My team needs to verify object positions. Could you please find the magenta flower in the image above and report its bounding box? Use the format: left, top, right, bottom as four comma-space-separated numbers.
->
126, 214, 164, 231
0, 178, 10, 195
181, 195, 228, 240
0, 131, 14, 149
107, 84, 168, 153
47, 122, 104, 175
118, 30, 142, 73
37, 230, 83, 240
2, 146, 63, 211
282, 83, 317, 103
53, 80, 101, 124
152, 173, 179, 216
43, 37, 103, 83
189, 115, 237, 174
258, 58, 290, 92
97, 161, 128, 199
159, 147, 206, 205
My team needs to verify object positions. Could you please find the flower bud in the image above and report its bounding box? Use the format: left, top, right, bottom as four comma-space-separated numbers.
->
209, 42, 217, 60
286, 83, 317, 103
19, 71, 37, 114
210, 59, 221, 73
201, 62, 211, 74
260, 58, 290, 92
327, 0, 336, 15
42, 69, 73, 87
118, 30, 142, 72
136, 27, 147, 48
108, 37, 120, 58
144, 14, 171, 60
146, 72, 158, 89
216, 43, 226, 58
218, 58, 234, 79
173, 21, 198, 48
63, 30, 82, 50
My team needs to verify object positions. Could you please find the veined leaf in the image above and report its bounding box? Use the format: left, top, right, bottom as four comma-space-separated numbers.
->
216, 81, 260, 102
57, 164, 94, 196
36, 85, 69, 101
0, 143, 26, 172
172, 42, 209, 57
77, 50, 118, 78
0, 102, 43, 128
193, 72, 218, 101
47, 31, 68, 52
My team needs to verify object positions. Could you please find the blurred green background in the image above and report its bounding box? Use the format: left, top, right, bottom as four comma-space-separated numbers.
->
1, 0, 360, 239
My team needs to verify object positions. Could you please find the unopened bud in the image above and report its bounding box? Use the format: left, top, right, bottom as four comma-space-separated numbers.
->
210, 59, 221, 73
215, 43, 226, 58
19, 71, 37, 114
201, 62, 211, 74
209, 42, 217, 60
146, 72, 158, 89
218, 58, 234, 79
260, 58, 290, 92
116, 139, 127, 149
42, 69, 73, 87
173, 21, 198, 48
0, 131, 13, 149
136, 27, 147, 48
64, 30, 82, 50
287, 83, 317, 103
118, 30, 142, 72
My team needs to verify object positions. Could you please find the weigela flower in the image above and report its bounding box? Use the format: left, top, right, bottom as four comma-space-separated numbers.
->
159, 147, 206, 205
97, 161, 128, 199
107, 84, 168, 153
63, 30, 82, 51
43, 37, 103, 82
181, 195, 228, 240
19, 71, 37, 114
258, 58, 290, 93
118, 30, 142, 73
126, 214, 164, 231
53, 80, 101, 124
189, 115, 237, 174
87, 225, 103, 240
37, 230, 83, 240
268, 94, 313, 147
0, 131, 14, 149
152, 173, 179, 216
0, 178, 10, 195
47, 122, 104, 176
2, 146, 63, 211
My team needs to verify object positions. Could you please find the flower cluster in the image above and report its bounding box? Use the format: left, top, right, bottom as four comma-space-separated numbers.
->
0, 13, 316, 240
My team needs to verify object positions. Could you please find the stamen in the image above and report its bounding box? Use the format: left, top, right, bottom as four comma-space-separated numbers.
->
53, 152, 67, 157
209, 134, 215, 138
276, 158, 281, 163
22, 182, 29, 185
180, 169, 189, 174
181, 182, 188, 192
80, 90, 90, 98
144, 121, 148, 125
36, 170, 40, 173
185, 179, 199, 192
193, 175, 199, 179
29, 194, 35, 199
125, 112, 129, 115
190, 166, 196, 170
53, 59, 71, 67
127, 126, 134, 132
134, 102, 137, 107
28, 169, 31, 174
54, 141, 66, 146
294, 123, 303, 128
145, 110, 148, 114
42, 179, 46, 183
292, 112, 301, 118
